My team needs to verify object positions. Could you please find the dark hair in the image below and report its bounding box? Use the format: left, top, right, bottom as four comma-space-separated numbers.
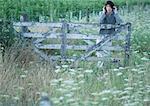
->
105, 0, 115, 9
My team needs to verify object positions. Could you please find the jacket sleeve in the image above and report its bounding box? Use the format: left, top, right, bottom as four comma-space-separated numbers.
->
99, 13, 106, 24
114, 13, 123, 24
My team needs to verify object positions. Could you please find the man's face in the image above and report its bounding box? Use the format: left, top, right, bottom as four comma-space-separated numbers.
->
106, 4, 113, 13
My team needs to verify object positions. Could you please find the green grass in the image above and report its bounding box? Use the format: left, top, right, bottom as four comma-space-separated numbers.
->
0, 55, 149, 106
0, 5, 150, 106
0, 0, 150, 21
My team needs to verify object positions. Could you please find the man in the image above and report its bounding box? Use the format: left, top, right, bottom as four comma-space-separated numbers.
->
99, 0, 123, 34
96, 0, 123, 67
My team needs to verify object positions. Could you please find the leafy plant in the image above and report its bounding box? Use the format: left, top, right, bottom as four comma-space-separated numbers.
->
0, 20, 16, 61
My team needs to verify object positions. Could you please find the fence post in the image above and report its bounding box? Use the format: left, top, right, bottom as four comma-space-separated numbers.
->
124, 23, 131, 66
79, 10, 82, 20
86, 8, 90, 22
69, 11, 73, 22
20, 13, 29, 39
60, 19, 67, 60
20, 13, 28, 33
20, 13, 30, 47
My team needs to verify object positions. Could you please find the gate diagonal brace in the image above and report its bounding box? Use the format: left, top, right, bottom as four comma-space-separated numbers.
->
79, 33, 117, 61
74, 24, 129, 62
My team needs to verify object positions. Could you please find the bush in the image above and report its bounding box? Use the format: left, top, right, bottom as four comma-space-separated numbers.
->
0, 19, 17, 61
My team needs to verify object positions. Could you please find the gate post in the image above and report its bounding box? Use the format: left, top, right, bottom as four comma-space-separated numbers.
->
20, 13, 31, 47
60, 19, 67, 60
124, 23, 131, 66
20, 13, 28, 40
20, 13, 29, 35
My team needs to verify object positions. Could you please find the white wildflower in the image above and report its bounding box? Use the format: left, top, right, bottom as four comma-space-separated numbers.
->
77, 74, 84, 78
55, 65, 61, 69
101, 97, 108, 101
91, 92, 100, 96
13, 96, 20, 100
99, 90, 112, 95
51, 79, 59, 83
113, 69, 119, 71
91, 101, 99, 105
62, 65, 69, 68
116, 72, 123, 76
119, 67, 125, 70
84, 70, 93, 73
69, 72, 76, 75
69, 69, 76, 72
2, 95, 9, 98
59, 96, 64, 101
141, 57, 149, 61
55, 69, 62, 73
20, 74, 27, 78
71, 87, 81, 91
120, 96, 130, 100
66, 98, 75, 103
125, 87, 133, 90
131, 68, 138, 72
143, 98, 150, 102
24, 70, 28, 74
65, 93, 73, 97
63, 80, 74, 85
18, 86, 24, 90
78, 80, 85, 84
138, 71, 145, 74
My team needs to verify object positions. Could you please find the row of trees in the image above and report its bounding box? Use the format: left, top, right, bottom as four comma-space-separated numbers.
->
0, 0, 149, 21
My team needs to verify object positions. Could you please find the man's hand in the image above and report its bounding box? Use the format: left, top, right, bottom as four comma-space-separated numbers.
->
102, 6, 106, 14
113, 6, 118, 14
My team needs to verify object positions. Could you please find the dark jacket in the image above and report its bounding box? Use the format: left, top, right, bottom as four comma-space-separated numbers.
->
99, 11, 123, 35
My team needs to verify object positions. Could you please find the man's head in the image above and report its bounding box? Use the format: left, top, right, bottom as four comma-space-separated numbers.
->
105, 1, 115, 13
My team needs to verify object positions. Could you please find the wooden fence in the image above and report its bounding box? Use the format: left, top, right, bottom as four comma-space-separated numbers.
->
13, 15, 131, 66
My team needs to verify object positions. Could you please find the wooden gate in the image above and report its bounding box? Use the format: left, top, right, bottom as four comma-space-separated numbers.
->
13, 17, 131, 66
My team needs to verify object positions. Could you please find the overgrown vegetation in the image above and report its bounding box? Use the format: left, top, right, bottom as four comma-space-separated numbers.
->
0, 20, 17, 62
0, 0, 150, 21
0, 1, 150, 106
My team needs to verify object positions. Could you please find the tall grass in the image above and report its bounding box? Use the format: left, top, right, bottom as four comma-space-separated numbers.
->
0, 51, 149, 105
0, 41, 56, 105
0, 4, 150, 106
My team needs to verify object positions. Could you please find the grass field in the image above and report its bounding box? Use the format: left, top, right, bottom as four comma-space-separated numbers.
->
0, 5, 150, 106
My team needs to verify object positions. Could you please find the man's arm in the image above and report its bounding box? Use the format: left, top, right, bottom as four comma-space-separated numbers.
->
100, 13, 106, 24
115, 13, 123, 24
100, 7, 106, 24
113, 6, 123, 24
